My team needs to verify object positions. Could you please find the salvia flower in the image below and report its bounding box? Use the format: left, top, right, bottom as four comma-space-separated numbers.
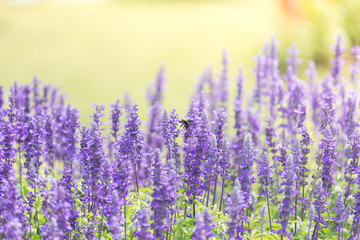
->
332, 191, 345, 233
286, 42, 302, 75
319, 125, 338, 194
350, 45, 360, 83
108, 190, 124, 240
134, 207, 154, 240
276, 154, 296, 240
258, 151, 273, 197
192, 208, 217, 240
226, 179, 248, 239
307, 205, 315, 240
238, 134, 256, 205
151, 149, 170, 239
109, 98, 122, 142
312, 179, 328, 239
331, 35, 346, 84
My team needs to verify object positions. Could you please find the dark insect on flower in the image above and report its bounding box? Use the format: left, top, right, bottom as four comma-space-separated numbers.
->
179, 118, 192, 129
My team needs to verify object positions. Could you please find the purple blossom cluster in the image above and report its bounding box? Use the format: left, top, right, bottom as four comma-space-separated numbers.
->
1, 36, 360, 240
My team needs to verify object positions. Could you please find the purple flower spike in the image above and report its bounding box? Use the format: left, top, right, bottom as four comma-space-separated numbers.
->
108, 190, 124, 240
258, 151, 273, 197
146, 67, 165, 149
192, 208, 217, 240
226, 179, 248, 239
332, 191, 346, 233
311, 179, 328, 239
345, 130, 360, 200
151, 149, 170, 239
276, 153, 296, 240
331, 35, 346, 84
238, 134, 256, 205
350, 45, 360, 83
134, 207, 154, 240
286, 42, 302, 74
110, 98, 122, 142
319, 125, 338, 194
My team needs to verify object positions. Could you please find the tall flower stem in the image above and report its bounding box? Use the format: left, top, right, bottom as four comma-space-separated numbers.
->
206, 179, 211, 207
193, 196, 196, 219
18, 143, 23, 195
124, 204, 127, 240
266, 193, 272, 231
301, 185, 305, 220
212, 175, 218, 205
219, 178, 225, 211
98, 210, 105, 240
34, 185, 41, 238
295, 188, 298, 234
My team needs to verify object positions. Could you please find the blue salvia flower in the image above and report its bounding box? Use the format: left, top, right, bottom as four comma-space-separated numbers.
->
299, 127, 312, 219
259, 204, 266, 240
118, 104, 143, 192
109, 98, 122, 143
312, 179, 328, 239
187, 110, 210, 197
286, 42, 302, 75
342, 92, 358, 138
307, 205, 315, 240
258, 151, 273, 231
350, 45, 360, 83
319, 125, 338, 194
90, 104, 105, 129
41, 183, 72, 239
160, 109, 173, 161
320, 77, 335, 132
184, 99, 199, 143
151, 149, 170, 239
331, 35, 346, 84
108, 190, 124, 240
86, 120, 106, 212
287, 77, 306, 133
169, 109, 181, 166
113, 142, 132, 200
0, 168, 27, 239
61, 105, 80, 168
134, 207, 154, 240
192, 208, 217, 240
219, 139, 230, 179
345, 130, 360, 201
276, 154, 296, 240
226, 179, 248, 239
332, 191, 346, 233
233, 67, 244, 139
238, 134, 256, 206
258, 151, 273, 197
23, 116, 44, 188
43, 113, 56, 170
59, 168, 79, 232
146, 67, 165, 149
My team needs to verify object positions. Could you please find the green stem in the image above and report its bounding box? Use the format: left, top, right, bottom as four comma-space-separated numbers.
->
266, 192, 272, 232
219, 178, 225, 212
98, 209, 105, 240
18, 143, 23, 195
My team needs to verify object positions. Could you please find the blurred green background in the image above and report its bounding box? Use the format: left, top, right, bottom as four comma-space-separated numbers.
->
0, 0, 359, 122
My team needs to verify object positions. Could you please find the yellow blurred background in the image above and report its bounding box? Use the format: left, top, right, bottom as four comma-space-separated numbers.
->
0, 0, 359, 122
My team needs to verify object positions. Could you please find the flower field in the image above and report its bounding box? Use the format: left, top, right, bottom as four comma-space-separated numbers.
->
1, 35, 360, 239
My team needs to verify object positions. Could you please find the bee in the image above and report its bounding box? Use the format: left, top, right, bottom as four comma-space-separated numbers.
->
179, 118, 192, 129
